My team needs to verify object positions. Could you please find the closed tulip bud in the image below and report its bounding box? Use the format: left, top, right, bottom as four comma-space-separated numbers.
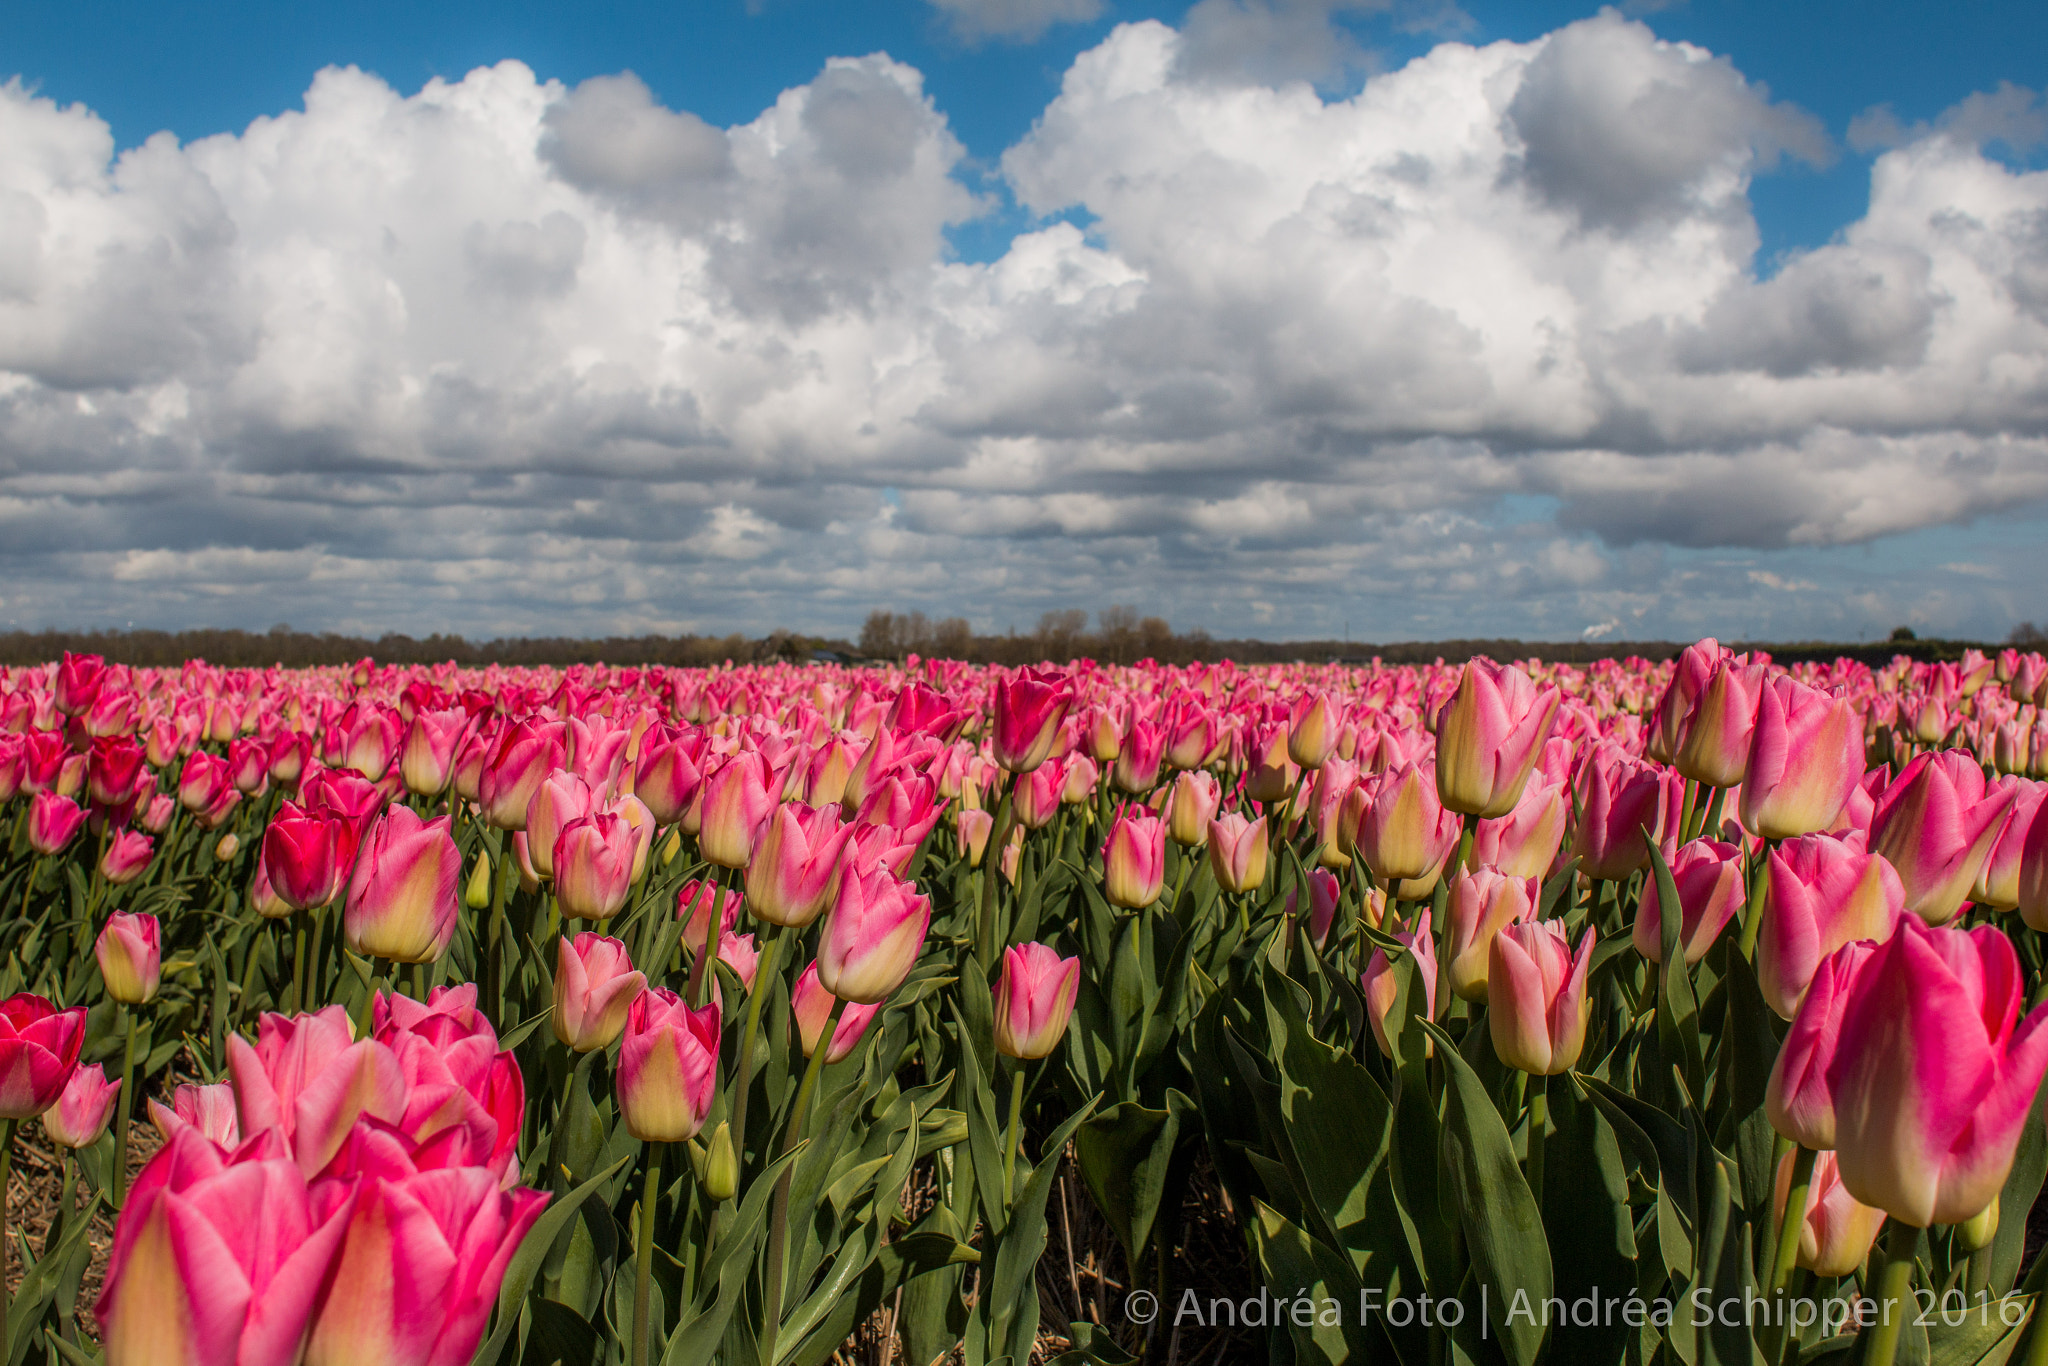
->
617, 988, 720, 1142
1755, 832, 1904, 1019
994, 942, 1081, 1060
1650, 638, 1729, 763
1115, 719, 1168, 794
818, 862, 931, 1004
1242, 723, 1299, 805
0, 993, 89, 1118
1166, 770, 1221, 847
1362, 909, 1438, 1060
1487, 919, 1594, 1075
1741, 676, 1866, 838
1471, 773, 1568, 881
54, 652, 105, 716
96, 911, 162, 1005
1013, 759, 1066, 830
477, 718, 563, 829
226, 737, 268, 795
698, 1121, 739, 1200
1772, 1148, 1887, 1278
612, 793, 656, 883
398, 706, 472, 796
1062, 756, 1099, 804
553, 812, 636, 922
554, 932, 647, 1052
1674, 659, 1766, 789
957, 807, 994, 867
1288, 692, 1339, 769
677, 878, 741, 943
1356, 762, 1460, 888
177, 750, 232, 814
263, 802, 356, 912
699, 752, 779, 870
1435, 659, 1562, 818
88, 736, 147, 808
27, 789, 85, 856
268, 731, 311, 787
42, 1063, 119, 1149
465, 852, 492, 909
1086, 706, 1123, 763
1869, 749, 2017, 925
791, 962, 882, 1062
140, 792, 175, 834
1973, 776, 2045, 910
344, 806, 462, 963
1766, 941, 1877, 1149
746, 802, 853, 927
525, 771, 595, 879
1446, 868, 1539, 1002
716, 930, 759, 991
214, 832, 240, 861
1103, 808, 1167, 909
96, 830, 151, 887
1634, 839, 1745, 965
635, 727, 706, 825
1285, 867, 1342, 947
249, 859, 291, 919
1828, 917, 2048, 1226
992, 671, 1075, 774
1208, 813, 1270, 894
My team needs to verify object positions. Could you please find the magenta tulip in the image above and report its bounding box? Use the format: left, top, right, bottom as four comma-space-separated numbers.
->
554, 932, 647, 1053
100, 829, 154, 885
344, 806, 462, 963
476, 718, 563, 830
1574, 748, 1683, 881
261, 802, 357, 912
27, 789, 85, 856
1869, 749, 2018, 924
1487, 919, 1594, 1075
1973, 776, 2045, 910
991, 670, 1074, 774
1755, 832, 1905, 1019
0, 993, 87, 1119
1633, 839, 1745, 965
994, 942, 1081, 1060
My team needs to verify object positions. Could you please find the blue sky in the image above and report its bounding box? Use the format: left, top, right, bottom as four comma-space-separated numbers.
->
2, 1, 2047, 644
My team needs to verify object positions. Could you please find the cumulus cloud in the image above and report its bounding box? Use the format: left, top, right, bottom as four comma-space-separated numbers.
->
925, 0, 1105, 45
2, 16, 2047, 643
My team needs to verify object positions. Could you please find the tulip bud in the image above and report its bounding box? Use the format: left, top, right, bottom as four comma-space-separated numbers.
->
465, 852, 493, 909
817, 862, 931, 1004
96, 911, 162, 1005
1960, 1195, 1999, 1252
41, 1063, 120, 1149
1470, 774, 1568, 881
1754, 832, 1903, 1019
1766, 941, 1877, 1150
1869, 749, 2018, 925
1772, 1148, 1887, 1278
617, 988, 720, 1143
1487, 920, 1593, 1075
554, 813, 636, 922
699, 753, 779, 870
214, 832, 240, 861
1361, 910, 1437, 1060
554, 932, 647, 1052
1445, 868, 1539, 1002
1741, 677, 1865, 839
1013, 760, 1066, 831
745, 803, 854, 928
956, 807, 994, 868
343, 806, 462, 963
1674, 659, 1766, 789
1166, 770, 1220, 847
100, 830, 154, 886
1435, 660, 1561, 818
791, 962, 882, 1062
1356, 762, 1460, 892
525, 772, 595, 879
1633, 839, 1745, 966
1102, 808, 1167, 909
992, 671, 1075, 774
698, 1121, 739, 1200
27, 789, 85, 856
1288, 692, 1339, 770
993, 942, 1081, 1060
1208, 813, 1269, 894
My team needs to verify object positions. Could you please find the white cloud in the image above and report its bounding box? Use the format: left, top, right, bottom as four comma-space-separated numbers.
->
2, 19, 2048, 642
924, 0, 1105, 45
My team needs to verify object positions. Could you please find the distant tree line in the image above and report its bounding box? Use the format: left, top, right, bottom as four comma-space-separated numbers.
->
0, 613, 2023, 672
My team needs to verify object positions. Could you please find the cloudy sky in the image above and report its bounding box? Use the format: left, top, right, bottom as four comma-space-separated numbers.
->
3, 0, 2047, 645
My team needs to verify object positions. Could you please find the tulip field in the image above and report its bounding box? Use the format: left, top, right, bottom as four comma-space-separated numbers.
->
4, 642, 2048, 1366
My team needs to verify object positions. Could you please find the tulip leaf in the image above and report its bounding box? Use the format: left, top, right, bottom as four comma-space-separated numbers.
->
1992, 1077, 2048, 1290
1073, 1096, 1185, 1277
1709, 947, 1780, 1218
472, 1154, 631, 1366
6, 1188, 102, 1365
982, 1094, 1100, 1366
1542, 1076, 1638, 1365
1647, 841, 1706, 1100
1422, 1019, 1553, 1366
518, 1299, 599, 1366
1245, 1199, 1367, 1366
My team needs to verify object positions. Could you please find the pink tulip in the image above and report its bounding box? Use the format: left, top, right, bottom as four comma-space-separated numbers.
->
1649, 638, 1729, 763
633, 724, 705, 825
1012, 760, 1066, 831
476, 718, 563, 829
101, 828, 155, 885
0, 992, 88, 1118
1434, 659, 1561, 818
791, 962, 882, 1063
716, 930, 759, 991
88, 736, 147, 808
337, 704, 401, 782
1828, 917, 2048, 1226
300, 768, 385, 839
565, 714, 633, 799
994, 942, 1081, 1060
1574, 748, 1683, 882
745, 802, 855, 927
178, 750, 234, 814
699, 752, 780, 870
522, 772, 594, 879
1163, 697, 1224, 772
1115, 719, 1169, 794
1766, 940, 1879, 1149
1288, 692, 1340, 770
54, 652, 105, 716
818, 862, 931, 1004
553, 812, 635, 922
1285, 868, 1343, 948
227, 737, 270, 795
956, 807, 994, 867
269, 732, 312, 787
299, 1126, 548, 1366
1973, 776, 2045, 910
1755, 832, 1904, 1020
150, 1081, 242, 1148
41, 1062, 120, 1148
1208, 813, 1270, 894
20, 731, 66, 796
97, 911, 162, 1005
1362, 909, 1438, 1059
677, 878, 742, 943
96, 1127, 358, 1366
1773, 1148, 1887, 1278
1355, 761, 1461, 893
27, 788, 85, 855
991, 670, 1074, 774
1165, 770, 1220, 847
1102, 807, 1167, 909
1445, 868, 1539, 1002
1061, 756, 1099, 804
610, 793, 657, 883
1471, 772, 1568, 881
262, 802, 357, 912
141, 791, 175, 834
1633, 839, 1745, 965
1488, 919, 1594, 1075
344, 807, 462, 963
1741, 676, 1866, 839
1674, 658, 1767, 789
617, 988, 720, 1142
229, 1006, 404, 1177
1869, 749, 2017, 924
398, 707, 472, 796
372, 986, 525, 1185
554, 932, 647, 1052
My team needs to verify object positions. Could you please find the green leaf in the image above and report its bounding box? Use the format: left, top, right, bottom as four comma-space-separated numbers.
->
1647, 840, 1705, 1100
983, 1095, 1101, 1365
517, 1299, 599, 1366
1246, 1200, 1367, 1366
1992, 1076, 2048, 1291
1073, 1098, 1185, 1276
1421, 1019, 1552, 1366
470, 1155, 631, 1366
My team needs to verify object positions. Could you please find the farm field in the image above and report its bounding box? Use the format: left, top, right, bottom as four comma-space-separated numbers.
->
0, 640, 2044, 1366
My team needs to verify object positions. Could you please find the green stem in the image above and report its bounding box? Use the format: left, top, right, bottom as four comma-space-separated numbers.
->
292, 918, 308, 1014
1525, 1076, 1547, 1207
1003, 1065, 1026, 1207
686, 869, 727, 1007
18, 856, 39, 923
486, 832, 511, 1019
760, 997, 847, 1366
1165, 848, 1196, 919
725, 925, 785, 1184
1455, 810, 1479, 876
0, 1119, 13, 1354
1740, 839, 1777, 958
113, 1009, 139, 1204
1699, 785, 1726, 842
1770, 1144, 1817, 1295
1863, 1220, 1919, 1366
1677, 779, 1700, 845
633, 1141, 662, 1366
355, 965, 386, 1041
978, 782, 1016, 964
